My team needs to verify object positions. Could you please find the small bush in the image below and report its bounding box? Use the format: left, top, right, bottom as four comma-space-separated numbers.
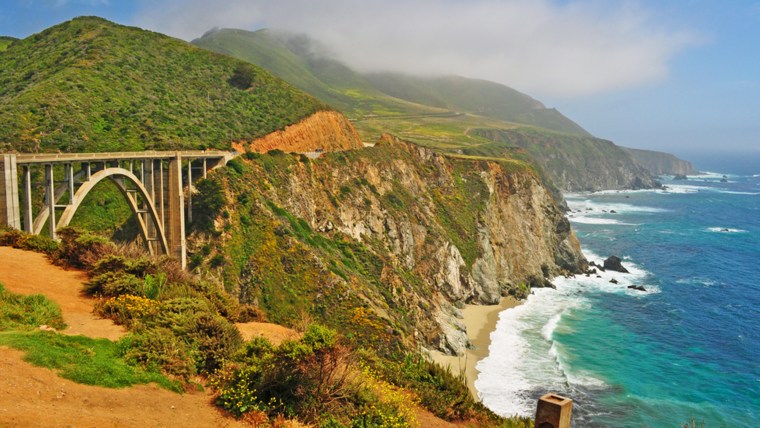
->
215, 325, 364, 423
96, 294, 162, 327
119, 327, 196, 379
55, 227, 116, 269
85, 272, 143, 297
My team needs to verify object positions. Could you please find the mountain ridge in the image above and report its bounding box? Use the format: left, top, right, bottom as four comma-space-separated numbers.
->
0, 17, 327, 153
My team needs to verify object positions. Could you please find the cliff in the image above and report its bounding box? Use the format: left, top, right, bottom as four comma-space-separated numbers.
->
622, 147, 698, 176
469, 128, 661, 191
191, 135, 586, 356
231, 111, 363, 153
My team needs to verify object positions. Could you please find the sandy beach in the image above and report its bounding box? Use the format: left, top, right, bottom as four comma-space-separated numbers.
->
429, 296, 522, 400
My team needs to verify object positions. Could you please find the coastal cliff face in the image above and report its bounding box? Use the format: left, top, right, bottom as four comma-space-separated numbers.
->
232, 111, 363, 153
193, 135, 586, 355
622, 147, 698, 176
469, 128, 661, 191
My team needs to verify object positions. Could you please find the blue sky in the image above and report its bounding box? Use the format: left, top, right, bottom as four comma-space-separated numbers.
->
1, 0, 758, 160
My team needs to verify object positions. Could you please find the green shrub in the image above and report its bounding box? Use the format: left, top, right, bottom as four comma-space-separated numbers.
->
85, 272, 143, 297
192, 178, 226, 232
215, 325, 364, 423
119, 327, 196, 379
55, 227, 116, 269
95, 294, 162, 327
156, 297, 242, 374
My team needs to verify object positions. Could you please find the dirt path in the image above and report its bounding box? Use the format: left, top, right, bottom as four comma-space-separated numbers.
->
0, 347, 245, 427
0, 246, 125, 340
0, 246, 247, 427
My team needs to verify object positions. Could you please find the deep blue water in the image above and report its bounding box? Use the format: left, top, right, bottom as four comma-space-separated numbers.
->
476, 166, 759, 427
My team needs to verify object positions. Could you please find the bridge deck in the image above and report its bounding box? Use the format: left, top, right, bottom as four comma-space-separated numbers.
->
15, 150, 231, 164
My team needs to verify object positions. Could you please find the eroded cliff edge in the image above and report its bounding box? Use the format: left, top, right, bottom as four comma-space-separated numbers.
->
192, 135, 586, 356
232, 110, 363, 154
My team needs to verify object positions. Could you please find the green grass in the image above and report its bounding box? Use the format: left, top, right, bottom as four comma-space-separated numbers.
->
0, 331, 180, 391
0, 283, 66, 331
0, 282, 178, 391
0, 16, 326, 153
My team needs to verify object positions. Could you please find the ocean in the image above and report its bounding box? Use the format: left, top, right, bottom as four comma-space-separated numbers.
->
475, 160, 760, 427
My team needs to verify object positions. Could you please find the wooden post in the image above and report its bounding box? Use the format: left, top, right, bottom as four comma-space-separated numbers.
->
535, 393, 572, 428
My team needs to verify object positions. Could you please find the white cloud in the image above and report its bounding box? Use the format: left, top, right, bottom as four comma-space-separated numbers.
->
133, 0, 698, 98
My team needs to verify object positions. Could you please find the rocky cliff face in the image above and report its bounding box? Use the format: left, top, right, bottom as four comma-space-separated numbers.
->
198, 135, 586, 356
232, 111, 363, 153
470, 128, 661, 191
622, 147, 697, 176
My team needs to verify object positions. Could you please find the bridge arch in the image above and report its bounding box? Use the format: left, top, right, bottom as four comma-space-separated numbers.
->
56, 167, 169, 256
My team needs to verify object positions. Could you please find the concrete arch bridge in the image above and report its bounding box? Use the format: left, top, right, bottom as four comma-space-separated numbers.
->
0, 151, 231, 268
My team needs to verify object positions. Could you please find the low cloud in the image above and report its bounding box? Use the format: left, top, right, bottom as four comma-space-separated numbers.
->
134, 0, 698, 98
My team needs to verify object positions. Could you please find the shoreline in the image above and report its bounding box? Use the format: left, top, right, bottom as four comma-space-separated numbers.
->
429, 296, 522, 400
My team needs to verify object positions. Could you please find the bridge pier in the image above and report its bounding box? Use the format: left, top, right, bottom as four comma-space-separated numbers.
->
0, 154, 20, 230
166, 155, 186, 269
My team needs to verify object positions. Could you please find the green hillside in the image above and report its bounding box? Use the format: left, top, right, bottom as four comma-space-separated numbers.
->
0, 36, 17, 52
193, 28, 444, 117
193, 28, 589, 136
193, 28, 663, 191
0, 17, 326, 153
364, 73, 590, 136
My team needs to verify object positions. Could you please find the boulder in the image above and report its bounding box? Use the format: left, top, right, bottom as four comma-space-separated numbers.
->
603, 256, 629, 273
609, 278, 619, 284
627, 285, 647, 292
673, 174, 688, 180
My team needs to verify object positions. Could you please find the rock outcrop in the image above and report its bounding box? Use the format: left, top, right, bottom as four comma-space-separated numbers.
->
469, 128, 661, 191
622, 147, 697, 176
232, 111, 363, 154
205, 134, 587, 356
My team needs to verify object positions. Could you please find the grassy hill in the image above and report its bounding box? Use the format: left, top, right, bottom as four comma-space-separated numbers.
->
192, 28, 588, 135
0, 17, 326, 153
0, 36, 17, 52
192, 28, 663, 191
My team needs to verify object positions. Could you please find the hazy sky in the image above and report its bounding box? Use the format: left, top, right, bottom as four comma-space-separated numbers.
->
2, 0, 759, 158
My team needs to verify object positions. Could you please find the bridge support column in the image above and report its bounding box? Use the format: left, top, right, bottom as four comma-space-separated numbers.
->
166, 154, 186, 269
0, 154, 21, 230
22, 166, 33, 233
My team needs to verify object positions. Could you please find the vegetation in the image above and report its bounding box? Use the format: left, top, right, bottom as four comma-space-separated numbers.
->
0, 36, 17, 52
193, 28, 588, 136
0, 282, 65, 331
0, 331, 179, 390
0, 275, 178, 391
0, 17, 326, 153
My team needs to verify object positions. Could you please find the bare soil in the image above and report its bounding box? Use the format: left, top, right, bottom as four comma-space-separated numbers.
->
0, 246, 244, 427
0, 246, 125, 340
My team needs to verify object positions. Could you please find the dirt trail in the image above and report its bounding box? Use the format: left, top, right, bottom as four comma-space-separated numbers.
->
0, 347, 244, 427
0, 246, 125, 340
0, 246, 246, 427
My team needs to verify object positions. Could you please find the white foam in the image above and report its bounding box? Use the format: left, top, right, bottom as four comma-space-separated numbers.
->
717, 190, 760, 195
659, 184, 704, 194
569, 216, 636, 226
542, 313, 561, 341
565, 198, 668, 214
476, 249, 656, 417
707, 227, 747, 233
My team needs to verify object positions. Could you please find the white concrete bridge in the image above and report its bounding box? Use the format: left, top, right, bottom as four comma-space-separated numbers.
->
0, 151, 231, 268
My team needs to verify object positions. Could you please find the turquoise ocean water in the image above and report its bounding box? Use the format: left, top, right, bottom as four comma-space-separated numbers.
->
475, 157, 759, 427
